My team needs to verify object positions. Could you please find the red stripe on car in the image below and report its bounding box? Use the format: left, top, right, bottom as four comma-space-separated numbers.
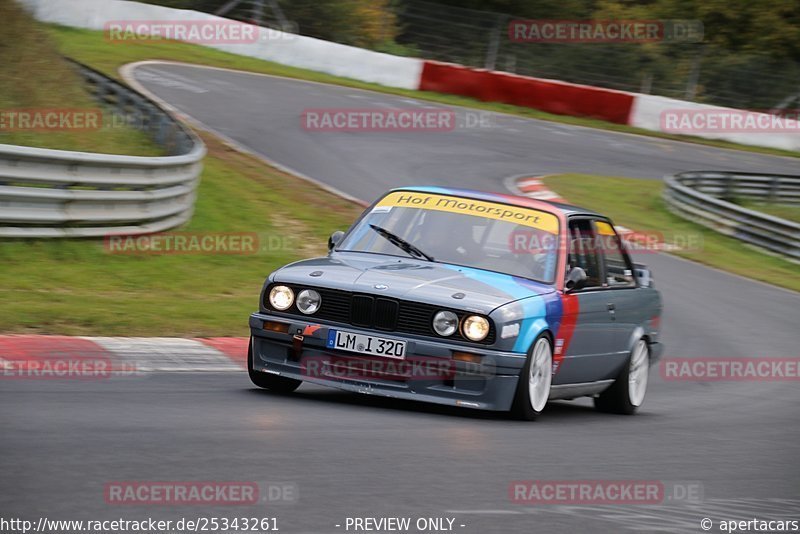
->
553, 294, 580, 371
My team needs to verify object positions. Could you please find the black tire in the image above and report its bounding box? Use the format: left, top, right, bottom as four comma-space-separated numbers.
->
510, 334, 553, 421
248, 339, 302, 393
594, 338, 649, 415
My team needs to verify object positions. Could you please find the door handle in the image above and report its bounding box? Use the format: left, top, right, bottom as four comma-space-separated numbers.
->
607, 303, 616, 311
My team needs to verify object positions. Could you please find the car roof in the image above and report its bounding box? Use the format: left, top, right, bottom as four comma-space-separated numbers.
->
390, 186, 603, 218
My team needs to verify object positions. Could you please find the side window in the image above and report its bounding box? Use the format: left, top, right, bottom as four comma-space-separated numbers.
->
567, 219, 602, 288
594, 220, 635, 287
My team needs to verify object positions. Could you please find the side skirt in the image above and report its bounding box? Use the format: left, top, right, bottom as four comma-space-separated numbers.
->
548, 379, 614, 400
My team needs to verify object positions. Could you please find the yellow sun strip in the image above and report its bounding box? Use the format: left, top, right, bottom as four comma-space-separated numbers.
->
377, 191, 559, 234
595, 221, 616, 236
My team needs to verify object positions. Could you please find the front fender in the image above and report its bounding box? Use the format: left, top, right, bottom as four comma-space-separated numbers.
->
490, 293, 560, 354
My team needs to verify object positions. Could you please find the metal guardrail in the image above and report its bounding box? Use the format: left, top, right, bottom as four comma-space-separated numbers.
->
663, 171, 800, 260
0, 60, 205, 238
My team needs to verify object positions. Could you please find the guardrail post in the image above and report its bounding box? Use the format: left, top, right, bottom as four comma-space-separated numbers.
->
722, 175, 735, 203
155, 116, 167, 146
769, 176, 779, 203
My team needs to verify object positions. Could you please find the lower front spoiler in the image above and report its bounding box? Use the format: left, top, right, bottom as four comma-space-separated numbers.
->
249, 323, 522, 412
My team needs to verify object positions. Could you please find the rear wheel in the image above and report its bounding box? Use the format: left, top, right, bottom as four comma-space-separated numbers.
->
248, 339, 302, 393
510, 335, 553, 421
594, 338, 649, 415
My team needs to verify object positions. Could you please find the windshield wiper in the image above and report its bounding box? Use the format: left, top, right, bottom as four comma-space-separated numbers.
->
368, 224, 435, 262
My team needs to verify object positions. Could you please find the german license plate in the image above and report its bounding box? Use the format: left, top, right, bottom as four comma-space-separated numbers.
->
326, 329, 407, 359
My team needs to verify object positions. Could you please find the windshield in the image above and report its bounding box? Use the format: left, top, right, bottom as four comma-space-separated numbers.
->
338, 191, 560, 283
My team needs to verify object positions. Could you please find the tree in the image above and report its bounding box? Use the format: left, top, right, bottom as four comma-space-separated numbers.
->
279, 0, 398, 48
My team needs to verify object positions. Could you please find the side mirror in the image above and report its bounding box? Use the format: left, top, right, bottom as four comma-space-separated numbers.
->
565, 266, 587, 293
328, 230, 345, 251
634, 264, 654, 288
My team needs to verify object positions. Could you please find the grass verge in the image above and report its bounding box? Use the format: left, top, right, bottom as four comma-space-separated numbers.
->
542, 174, 799, 293
0, 132, 362, 336
46, 24, 799, 159
738, 200, 800, 224
0, 3, 160, 155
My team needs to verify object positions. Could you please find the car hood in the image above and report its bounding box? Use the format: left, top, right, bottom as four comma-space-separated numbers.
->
272, 252, 555, 314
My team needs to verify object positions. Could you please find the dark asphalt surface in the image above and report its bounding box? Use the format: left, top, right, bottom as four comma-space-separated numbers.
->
131, 63, 799, 202
2, 62, 799, 534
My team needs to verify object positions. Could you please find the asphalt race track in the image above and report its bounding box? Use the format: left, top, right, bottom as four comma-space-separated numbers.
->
132, 63, 799, 202
2, 62, 799, 534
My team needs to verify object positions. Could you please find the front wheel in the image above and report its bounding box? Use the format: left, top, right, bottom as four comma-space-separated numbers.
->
594, 338, 649, 415
510, 335, 553, 421
248, 339, 302, 393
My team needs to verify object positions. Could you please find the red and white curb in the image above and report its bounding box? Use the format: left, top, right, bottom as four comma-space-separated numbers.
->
0, 335, 249, 374
511, 174, 635, 236
514, 176, 566, 202
511, 175, 689, 252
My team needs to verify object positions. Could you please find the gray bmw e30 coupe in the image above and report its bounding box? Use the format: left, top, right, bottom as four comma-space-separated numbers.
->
248, 187, 662, 420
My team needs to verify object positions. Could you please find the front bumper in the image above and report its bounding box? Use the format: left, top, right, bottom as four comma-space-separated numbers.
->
249, 312, 528, 411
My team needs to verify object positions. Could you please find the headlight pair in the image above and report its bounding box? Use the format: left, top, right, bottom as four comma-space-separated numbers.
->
269, 286, 486, 339
268, 285, 321, 315
433, 311, 490, 342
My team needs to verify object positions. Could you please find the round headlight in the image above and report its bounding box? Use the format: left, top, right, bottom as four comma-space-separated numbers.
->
462, 315, 490, 342
433, 310, 458, 336
296, 289, 322, 315
268, 285, 294, 311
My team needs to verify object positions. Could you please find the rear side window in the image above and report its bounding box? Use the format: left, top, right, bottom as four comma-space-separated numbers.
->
567, 219, 602, 288
594, 220, 635, 287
